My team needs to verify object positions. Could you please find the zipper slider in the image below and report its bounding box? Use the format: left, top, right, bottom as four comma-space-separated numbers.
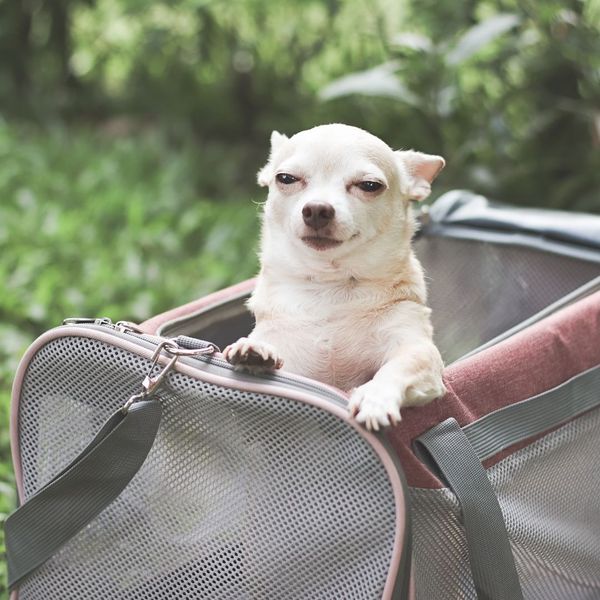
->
115, 321, 145, 335
62, 317, 114, 327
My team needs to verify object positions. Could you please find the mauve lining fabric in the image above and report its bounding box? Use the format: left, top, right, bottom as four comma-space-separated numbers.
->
140, 279, 256, 335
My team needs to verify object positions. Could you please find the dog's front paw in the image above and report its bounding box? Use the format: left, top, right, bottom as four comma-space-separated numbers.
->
223, 337, 283, 372
403, 375, 446, 407
348, 379, 402, 432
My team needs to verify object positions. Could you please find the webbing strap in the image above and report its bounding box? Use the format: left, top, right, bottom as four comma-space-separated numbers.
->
5, 400, 162, 589
415, 418, 523, 600
463, 364, 600, 461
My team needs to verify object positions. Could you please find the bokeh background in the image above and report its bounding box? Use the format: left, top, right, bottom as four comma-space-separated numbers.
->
0, 0, 599, 590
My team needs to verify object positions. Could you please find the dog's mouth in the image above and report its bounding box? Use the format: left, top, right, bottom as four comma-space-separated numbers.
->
301, 236, 344, 251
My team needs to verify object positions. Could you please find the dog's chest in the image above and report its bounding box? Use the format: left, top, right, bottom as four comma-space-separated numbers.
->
261, 292, 389, 390
304, 318, 380, 390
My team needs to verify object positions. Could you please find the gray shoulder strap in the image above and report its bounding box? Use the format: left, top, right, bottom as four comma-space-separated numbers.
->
5, 400, 162, 590
415, 418, 523, 600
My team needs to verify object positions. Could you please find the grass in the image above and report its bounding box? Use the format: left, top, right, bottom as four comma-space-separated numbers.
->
0, 119, 261, 593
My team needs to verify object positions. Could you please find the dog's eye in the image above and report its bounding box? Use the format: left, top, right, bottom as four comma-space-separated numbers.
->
276, 173, 300, 185
356, 181, 383, 193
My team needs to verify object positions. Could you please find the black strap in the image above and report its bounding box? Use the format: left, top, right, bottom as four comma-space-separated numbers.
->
415, 418, 523, 600
5, 400, 162, 589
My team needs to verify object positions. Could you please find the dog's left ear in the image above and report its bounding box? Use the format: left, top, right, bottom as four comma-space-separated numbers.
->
257, 130, 289, 187
395, 150, 445, 201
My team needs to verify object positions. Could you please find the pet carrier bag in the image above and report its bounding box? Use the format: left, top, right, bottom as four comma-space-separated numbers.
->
6, 190, 600, 599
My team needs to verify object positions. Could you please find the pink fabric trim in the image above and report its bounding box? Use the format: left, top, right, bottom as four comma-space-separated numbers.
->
388, 290, 600, 489
139, 279, 256, 335
11, 326, 406, 598
10, 338, 35, 503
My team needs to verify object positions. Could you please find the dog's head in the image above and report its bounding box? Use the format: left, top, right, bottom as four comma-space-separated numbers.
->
257, 124, 444, 277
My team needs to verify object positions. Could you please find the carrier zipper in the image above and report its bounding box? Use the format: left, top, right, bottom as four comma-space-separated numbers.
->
61, 318, 350, 408
62, 317, 145, 335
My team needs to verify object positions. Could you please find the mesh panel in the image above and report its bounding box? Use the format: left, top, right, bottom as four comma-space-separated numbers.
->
411, 407, 600, 600
18, 336, 398, 599
415, 237, 600, 363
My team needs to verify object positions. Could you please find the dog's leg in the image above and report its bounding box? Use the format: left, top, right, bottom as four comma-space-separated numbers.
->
223, 333, 283, 372
348, 341, 445, 431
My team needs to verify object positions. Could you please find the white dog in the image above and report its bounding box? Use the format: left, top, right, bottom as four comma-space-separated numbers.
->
224, 124, 446, 430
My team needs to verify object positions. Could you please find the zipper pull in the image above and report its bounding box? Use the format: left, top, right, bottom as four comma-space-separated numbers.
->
115, 321, 145, 334
62, 317, 114, 327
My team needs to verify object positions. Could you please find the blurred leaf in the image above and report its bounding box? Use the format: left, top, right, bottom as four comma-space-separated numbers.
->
437, 85, 457, 117
391, 32, 433, 52
447, 13, 521, 65
319, 61, 418, 105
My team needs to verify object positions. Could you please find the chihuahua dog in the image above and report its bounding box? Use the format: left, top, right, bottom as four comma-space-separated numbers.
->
223, 124, 446, 430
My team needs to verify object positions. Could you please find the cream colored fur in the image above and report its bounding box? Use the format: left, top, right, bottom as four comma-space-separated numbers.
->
224, 124, 446, 430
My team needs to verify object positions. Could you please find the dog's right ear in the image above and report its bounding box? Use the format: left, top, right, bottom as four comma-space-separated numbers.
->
257, 130, 289, 186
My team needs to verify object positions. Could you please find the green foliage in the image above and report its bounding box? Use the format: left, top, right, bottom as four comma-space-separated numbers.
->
0, 0, 597, 210
0, 121, 260, 328
0, 0, 396, 134
321, 0, 600, 212
0, 363, 15, 595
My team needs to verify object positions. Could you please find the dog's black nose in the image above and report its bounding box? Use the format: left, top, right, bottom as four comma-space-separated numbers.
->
302, 203, 335, 230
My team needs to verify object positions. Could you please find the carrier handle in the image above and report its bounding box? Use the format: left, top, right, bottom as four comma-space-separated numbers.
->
414, 418, 523, 600
5, 400, 162, 590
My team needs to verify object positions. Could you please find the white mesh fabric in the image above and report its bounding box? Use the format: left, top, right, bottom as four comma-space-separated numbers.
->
411, 407, 600, 600
17, 335, 399, 599
415, 237, 600, 363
